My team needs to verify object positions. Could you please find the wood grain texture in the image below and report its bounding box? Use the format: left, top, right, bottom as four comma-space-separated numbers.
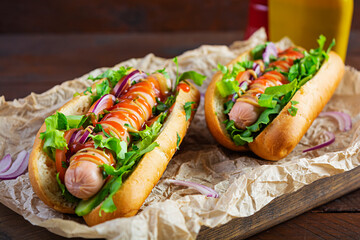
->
1, 0, 360, 34
0, 32, 359, 239
0, 204, 90, 240
0, 0, 249, 33
198, 166, 360, 240
248, 213, 360, 240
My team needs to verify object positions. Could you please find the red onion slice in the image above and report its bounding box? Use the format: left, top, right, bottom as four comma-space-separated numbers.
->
113, 70, 147, 97
89, 94, 115, 115
262, 42, 278, 64
167, 179, 219, 198
252, 62, 261, 77
79, 125, 94, 144
239, 81, 248, 92
69, 130, 81, 146
303, 131, 335, 153
0, 150, 29, 180
231, 93, 238, 102
319, 111, 352, 132
0, 154, 12, 173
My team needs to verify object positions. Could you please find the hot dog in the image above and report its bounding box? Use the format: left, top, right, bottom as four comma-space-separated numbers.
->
29, 63, 204, 225
205, 36, 344, 160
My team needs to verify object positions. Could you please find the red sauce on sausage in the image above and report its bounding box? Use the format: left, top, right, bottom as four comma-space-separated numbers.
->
177, 83, 190, 92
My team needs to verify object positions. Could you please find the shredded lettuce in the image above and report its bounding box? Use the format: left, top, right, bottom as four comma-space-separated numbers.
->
87, 67, 132, 103
172, 57, 206, 90
179, 71, 206, 87
154, 68, 170, 79
223, 99, 235, 114
250, 43, 267, 60
40, 112, 84, 160
89, 134, 127, 160
216, 77, 240, 98
184, 101, 196, 121
176, 132, 181, 150
152, 95, 175, 116
88, 66, 131, 86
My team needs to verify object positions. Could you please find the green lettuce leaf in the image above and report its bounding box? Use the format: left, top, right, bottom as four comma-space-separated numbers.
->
89, 134, 127, 160
172, 57, 206, 90
246, 104, 282, 132
88, 66, 131, 86
39, 112, 84, 160
250, 43, 266, 60
178, 71, 206, 87
184, 101, 196, 121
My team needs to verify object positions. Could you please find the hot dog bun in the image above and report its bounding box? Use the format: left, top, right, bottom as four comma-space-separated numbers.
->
205, 50, 344, 160
205, 53, 249, 152
29, 78, 200, 224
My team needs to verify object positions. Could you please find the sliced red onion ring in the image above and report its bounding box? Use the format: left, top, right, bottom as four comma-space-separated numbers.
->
0, 150, 29, 180
319, 111, 352, 132
231, 93, 238, 102
89, 94, 115, 115
0, 154, 12, 173
262, 42, 278, 64
253, 62, 261, 77
167, 179, 219, 198
113, 70, 147, 97
69, 129, 81, 146
231, 81, 249, 102
79, 125, 94, 144
303, 131, 335, 153
239, 81, 248, 92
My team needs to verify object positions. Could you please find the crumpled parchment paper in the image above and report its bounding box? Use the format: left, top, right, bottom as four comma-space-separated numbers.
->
0, 29, 359, 239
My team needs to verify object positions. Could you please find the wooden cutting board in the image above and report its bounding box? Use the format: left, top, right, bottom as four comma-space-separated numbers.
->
198, 165, 360, 239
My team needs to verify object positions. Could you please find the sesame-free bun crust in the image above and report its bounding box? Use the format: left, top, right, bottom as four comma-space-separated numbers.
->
205, 51, 344, 160
28, 80, 200, 224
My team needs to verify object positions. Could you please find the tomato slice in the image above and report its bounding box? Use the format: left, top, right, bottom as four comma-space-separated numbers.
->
55, 129, 77, 183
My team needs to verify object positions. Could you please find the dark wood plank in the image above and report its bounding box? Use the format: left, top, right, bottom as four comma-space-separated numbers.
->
0, 204, 90, 240
197, 165, 360, 240
0, 0, 249, 33
1, 31, 359, 101
1, 0, 359, 34
248, 213, 360, 240
0, 32, 243, 100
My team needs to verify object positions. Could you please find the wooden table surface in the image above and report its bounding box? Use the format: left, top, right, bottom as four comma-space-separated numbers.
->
0, 31, 359, 239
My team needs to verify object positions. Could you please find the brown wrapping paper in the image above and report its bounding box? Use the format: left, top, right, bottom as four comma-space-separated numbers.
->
0, 29, 359, 239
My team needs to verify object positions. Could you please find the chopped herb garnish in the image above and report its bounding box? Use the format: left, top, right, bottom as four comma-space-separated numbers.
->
223, 100, 235, 114
288, 101, 299, 116
88, 66, 131, 86
176, 132, 181, 150
89, 134, 127, 160
154, 68, 170, 79
172, 57, 206, 91
184, 101, 196, 121
84, 87, 92, 95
